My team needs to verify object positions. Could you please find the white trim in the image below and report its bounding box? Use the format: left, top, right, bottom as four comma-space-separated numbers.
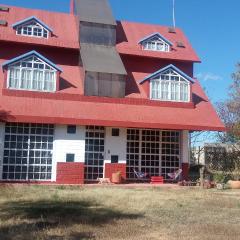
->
0, 123, 5, 180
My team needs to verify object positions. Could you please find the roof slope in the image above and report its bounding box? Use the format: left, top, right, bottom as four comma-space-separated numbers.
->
0, 5, 79, 49
0, 78, 225, 131
0, 4, 224, 131
116, 21, 200, 62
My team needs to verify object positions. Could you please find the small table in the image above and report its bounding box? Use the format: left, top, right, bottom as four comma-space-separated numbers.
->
151, 176, 164, 184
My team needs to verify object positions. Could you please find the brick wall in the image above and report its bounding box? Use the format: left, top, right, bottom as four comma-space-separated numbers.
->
56, 162, 84, 184
105, 163, 126, 181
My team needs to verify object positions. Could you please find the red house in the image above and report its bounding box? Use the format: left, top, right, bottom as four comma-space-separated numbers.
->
0, 0, 225, 184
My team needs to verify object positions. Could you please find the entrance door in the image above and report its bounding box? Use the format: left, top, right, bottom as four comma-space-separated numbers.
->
2, 123, 54, 181
84, 126, 105, 181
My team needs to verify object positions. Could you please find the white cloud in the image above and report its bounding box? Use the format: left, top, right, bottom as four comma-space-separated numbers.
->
196, 72, 223, 82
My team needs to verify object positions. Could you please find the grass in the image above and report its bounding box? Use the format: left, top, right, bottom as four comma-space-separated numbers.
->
0, 185, 240, 240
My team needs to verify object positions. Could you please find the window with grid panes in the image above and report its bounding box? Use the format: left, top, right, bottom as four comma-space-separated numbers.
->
126, 129, 180, 180
150, 68, 190, 102
142, 36, 170, 52
7, 55, 57, 92
2, 123, 54, 181
16, 20, 49, 38
84, 126, 105, 180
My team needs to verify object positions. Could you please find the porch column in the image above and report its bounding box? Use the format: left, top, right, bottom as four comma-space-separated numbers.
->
104, 127, 127, 181
182, 130, 190, 180
0, 123, 5, 180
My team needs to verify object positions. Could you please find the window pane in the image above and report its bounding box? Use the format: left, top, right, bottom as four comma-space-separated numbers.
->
151, 69, 190, 102
7, 56, 56, 92
16, 21, 49, 39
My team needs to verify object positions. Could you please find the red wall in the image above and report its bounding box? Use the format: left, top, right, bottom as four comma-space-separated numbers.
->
182, 163, 189, 181
122, 55, 194, 77
56, 162, 84, 184
121, 55, 194, 98
105, 163, 126, 181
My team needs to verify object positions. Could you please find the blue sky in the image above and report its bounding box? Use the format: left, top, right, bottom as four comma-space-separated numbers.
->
0, 0, 239, 104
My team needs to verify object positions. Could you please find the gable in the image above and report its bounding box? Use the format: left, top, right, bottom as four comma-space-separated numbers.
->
138, 32, 173, 46
12, 16, 53, 33
139, 64, 194, 84
2, 50, 62, 72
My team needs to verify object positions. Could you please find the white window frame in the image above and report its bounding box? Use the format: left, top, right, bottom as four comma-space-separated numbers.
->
2, 123, 54, 181
126, 129, 181, 180
7, 55, 57, 93
85, 126, 105, 181
142, 36, 170, 52
16, 20, 49, 39
150, 69, 191, 102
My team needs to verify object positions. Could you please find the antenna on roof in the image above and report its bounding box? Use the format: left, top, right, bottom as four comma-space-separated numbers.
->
172, 0, 176, 28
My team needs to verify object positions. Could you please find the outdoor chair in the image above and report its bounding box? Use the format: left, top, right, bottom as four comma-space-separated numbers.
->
133, 169, 149, 181
167, 169, 182, 181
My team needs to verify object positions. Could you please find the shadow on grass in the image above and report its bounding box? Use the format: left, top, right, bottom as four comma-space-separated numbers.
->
0, 199, 142, 239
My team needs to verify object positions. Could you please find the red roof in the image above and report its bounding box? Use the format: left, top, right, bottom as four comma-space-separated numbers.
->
116, 21, 201, 62
0, 80, 225, 131
0, 5, 79, 49
0, 5, 225, 131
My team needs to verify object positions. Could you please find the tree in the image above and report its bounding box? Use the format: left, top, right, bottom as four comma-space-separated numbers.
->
205, 63, 240, 181
217, 63, 240, 145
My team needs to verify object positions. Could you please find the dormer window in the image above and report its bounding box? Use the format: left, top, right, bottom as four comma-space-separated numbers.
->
139, 33, 173, 52
12, 16, 53, 39
140, 65, 194, 103
2, 51, 62, 92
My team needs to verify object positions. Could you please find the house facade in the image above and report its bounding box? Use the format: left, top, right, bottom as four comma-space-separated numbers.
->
0, 0, 225, 184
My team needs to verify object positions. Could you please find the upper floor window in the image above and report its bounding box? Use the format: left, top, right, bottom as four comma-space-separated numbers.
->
12, 16, 53, 39
139, 65, 193, 103
139, 33, 173, 53
2, 51, 62, 93
151, 69, 190, 102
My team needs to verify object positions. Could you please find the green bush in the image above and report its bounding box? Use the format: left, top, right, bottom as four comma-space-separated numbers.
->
213, 172, 231, 184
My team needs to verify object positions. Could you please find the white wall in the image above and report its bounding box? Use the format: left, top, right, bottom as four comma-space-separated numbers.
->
104, 127, 127, 164
52, 125, 86, 181
0, 123, 5, 180
182, 130, 190, 164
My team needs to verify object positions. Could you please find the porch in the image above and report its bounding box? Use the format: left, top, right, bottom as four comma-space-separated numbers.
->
0, 123, 190, 184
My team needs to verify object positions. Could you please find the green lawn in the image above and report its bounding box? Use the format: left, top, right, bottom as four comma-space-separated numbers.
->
0, 185, 240, 240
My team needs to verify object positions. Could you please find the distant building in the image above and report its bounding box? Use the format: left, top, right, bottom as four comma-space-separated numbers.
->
191, 143, 239, 166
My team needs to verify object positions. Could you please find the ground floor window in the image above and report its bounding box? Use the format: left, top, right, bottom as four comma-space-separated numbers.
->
84, 126, 105, 181
2, 123, 54, 181
126, 129, 180, 180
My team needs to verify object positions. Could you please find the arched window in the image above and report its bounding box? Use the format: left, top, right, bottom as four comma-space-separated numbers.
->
150, 68, 190, 102
7, 55, 57, 92
16, 20, 49, 38
142, 36, 170, 52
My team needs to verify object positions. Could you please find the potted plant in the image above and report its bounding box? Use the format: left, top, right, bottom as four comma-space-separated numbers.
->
112, 171, 122, 184
228, 165, 240, 189
213, 172, 227, 190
